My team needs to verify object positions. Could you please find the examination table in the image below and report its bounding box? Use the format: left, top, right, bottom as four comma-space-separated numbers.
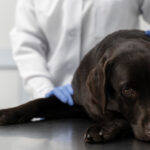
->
0, 118, 149, 150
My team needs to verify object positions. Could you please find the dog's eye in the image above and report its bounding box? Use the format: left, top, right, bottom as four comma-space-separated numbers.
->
121, 88, 137, 99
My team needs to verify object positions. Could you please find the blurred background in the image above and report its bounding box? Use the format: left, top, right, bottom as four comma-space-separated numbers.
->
0, 0, 150, 109
0, 0, 26, 109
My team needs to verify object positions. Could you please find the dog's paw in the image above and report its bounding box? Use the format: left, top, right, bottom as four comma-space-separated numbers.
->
84, 122, 118, 143
0, 109, 31, 125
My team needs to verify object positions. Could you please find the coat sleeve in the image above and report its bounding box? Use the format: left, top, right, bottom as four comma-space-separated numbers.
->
10, 0, 54, 99
140, 0, 150, 24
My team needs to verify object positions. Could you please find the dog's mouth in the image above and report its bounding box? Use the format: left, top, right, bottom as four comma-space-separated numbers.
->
144, 129, 150, 137
132, 124, 150, 141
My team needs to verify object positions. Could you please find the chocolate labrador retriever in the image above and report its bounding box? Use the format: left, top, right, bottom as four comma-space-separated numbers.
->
1, 30, 150, 143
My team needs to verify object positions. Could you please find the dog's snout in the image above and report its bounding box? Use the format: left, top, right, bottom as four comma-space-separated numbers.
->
144, 122, 150, 137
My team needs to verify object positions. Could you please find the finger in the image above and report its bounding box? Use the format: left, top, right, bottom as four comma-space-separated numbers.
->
145, 30, 150, 37
45, 91, 54, 98
65, 84, 74, 95
54, 88, 67, 103
63, 87, 74, 106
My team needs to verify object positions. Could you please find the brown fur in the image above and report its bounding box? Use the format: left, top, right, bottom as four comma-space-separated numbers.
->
1, 30, 150, 143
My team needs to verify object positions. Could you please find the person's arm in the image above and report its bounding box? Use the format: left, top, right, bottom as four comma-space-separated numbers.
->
140, 0, 150, 23
10, 0, 54, 99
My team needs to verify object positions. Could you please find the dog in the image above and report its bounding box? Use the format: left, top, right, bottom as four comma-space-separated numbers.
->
0, 30, 150, 143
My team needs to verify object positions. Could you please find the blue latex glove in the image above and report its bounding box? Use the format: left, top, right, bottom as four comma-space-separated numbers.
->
145, 30, 150, 37
45, 84, 74, 106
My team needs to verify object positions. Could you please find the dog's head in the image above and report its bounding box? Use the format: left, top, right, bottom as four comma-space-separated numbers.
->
87, 33, 150, 141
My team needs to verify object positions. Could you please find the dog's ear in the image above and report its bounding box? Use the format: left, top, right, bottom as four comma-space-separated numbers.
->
86, 55, 111, 115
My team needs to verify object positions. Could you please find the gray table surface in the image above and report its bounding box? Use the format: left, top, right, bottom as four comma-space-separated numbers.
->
0, 118, 149, 150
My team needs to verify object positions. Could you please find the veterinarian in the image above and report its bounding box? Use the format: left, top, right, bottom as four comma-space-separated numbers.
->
10, 0, 150, 105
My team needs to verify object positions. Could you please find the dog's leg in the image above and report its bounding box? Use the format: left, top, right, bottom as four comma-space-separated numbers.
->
0, 96, 88, 125
84, 112, 132, 143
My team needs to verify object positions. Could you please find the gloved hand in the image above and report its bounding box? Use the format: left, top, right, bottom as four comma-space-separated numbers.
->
145, 30, 150, 37
45, 84, 74, 106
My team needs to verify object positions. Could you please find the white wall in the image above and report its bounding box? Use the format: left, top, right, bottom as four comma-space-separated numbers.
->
0, 1, 150, 109
0, 0, 21, 109
0, 0, 17, 50
0, 70, 20, 109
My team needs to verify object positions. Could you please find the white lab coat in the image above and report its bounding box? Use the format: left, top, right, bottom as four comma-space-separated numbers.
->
10, 0, 150, 99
